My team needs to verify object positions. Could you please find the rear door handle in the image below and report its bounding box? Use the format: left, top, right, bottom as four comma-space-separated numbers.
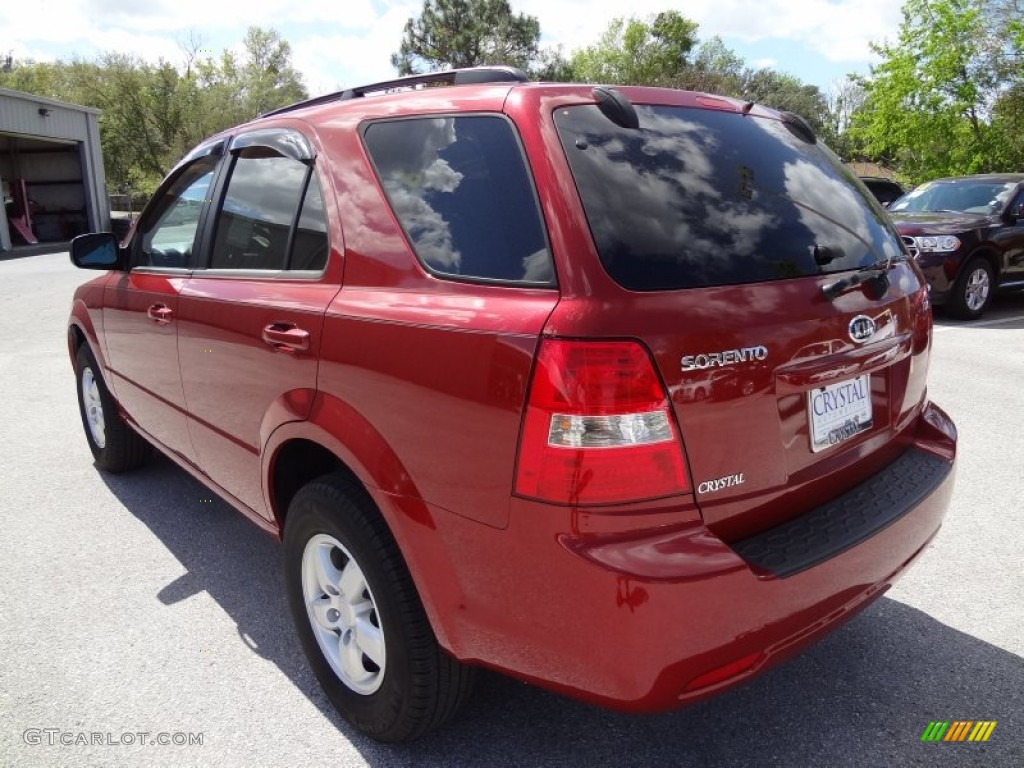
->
147, 303, 173, 324
262, 323, 310, 353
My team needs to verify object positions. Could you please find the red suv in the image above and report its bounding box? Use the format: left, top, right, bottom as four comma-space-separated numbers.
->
68, 67, 957, 742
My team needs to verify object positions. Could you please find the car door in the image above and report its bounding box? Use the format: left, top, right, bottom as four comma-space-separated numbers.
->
102, 151, 222, 463
998, 185, 1024, 284
176, 127, 339, 519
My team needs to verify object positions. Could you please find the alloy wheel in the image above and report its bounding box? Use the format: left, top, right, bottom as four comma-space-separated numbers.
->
81, 367, 106, 449
964, 267, 990, 312
301, 533, 386, 695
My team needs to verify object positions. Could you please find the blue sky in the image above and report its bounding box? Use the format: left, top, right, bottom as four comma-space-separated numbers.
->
2, 0, 904, 96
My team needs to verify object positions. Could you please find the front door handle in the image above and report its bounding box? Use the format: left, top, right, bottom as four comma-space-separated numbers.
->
262, 323, 310, 353
147, 303, 173, 324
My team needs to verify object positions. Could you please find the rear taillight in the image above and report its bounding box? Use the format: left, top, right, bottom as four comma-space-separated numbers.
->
514, 339, 689, 505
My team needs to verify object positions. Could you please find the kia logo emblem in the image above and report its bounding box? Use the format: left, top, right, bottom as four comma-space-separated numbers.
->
848, 315, 876, 343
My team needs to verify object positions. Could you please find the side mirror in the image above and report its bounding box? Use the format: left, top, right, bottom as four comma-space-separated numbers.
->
70, 232, 122, 270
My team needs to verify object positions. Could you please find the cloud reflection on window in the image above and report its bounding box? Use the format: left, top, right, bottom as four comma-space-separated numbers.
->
556, 104, 903, 291
364, 116, 554, 284
371, 118, 463, 271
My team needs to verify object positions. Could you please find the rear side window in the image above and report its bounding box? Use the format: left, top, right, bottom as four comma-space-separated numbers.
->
362, 115, 553, 285
210, 147, 328, 272
555, 105, 903, 291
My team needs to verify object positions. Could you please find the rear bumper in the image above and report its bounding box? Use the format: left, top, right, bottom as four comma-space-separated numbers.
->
427, 401, 957, 711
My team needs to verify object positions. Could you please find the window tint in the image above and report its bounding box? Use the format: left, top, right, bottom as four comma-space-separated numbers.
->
210, 148, 309, 271
363, 116, 553, 284
290, 176, 329, 271
555, 105, 903, 291
137, 156, 218, 269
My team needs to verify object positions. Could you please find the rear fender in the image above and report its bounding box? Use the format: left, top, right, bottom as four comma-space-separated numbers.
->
261, 391, 465, 652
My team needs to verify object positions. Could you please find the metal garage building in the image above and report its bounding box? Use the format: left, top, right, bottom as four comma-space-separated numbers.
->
1, 87, 109, 253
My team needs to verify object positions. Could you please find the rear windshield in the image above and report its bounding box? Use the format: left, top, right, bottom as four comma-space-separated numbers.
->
555, 105, 903, 291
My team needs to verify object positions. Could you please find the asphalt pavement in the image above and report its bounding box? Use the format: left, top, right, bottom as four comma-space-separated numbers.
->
1, 250, 1022, 767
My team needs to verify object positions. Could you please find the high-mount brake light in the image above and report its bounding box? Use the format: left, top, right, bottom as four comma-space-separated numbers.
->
514, 339, 689, 505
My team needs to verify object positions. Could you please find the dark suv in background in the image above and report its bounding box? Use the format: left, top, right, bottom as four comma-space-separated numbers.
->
67, 67, 957, 742
889, 174, 1024, 318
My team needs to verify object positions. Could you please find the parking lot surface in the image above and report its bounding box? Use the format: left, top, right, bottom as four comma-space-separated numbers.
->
1, 251, 1021, 767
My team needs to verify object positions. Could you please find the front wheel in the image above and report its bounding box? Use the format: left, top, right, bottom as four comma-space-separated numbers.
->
283, 473, 475, 742
75, 345, 150, 472
948, 257, 995, 319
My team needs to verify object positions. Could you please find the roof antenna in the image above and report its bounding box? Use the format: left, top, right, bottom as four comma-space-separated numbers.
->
741, 101, 755, 115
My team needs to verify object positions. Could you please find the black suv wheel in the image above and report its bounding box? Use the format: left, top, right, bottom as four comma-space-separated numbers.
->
949, 257, 995, 319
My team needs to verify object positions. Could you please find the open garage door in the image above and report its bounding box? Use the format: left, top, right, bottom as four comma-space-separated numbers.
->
2, 133, 90, 246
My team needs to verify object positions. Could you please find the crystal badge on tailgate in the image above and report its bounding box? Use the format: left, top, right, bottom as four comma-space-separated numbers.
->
807, 374, 872, 452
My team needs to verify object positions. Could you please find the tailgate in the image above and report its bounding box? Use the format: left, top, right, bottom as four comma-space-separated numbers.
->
551, 98, 933, 540
650, 268, 930, 540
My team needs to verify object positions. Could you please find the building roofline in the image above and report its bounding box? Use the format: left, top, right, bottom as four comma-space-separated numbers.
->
0, 86, 101, 115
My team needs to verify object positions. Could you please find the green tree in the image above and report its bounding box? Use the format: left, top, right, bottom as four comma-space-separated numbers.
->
739, 69, 829, 133
0, 27, 307, 195
391, 0, 541, 74
820, 78, 869, 160
673, 36, 745, 94
850, 0, 1014, 182
568, 11, 699, 85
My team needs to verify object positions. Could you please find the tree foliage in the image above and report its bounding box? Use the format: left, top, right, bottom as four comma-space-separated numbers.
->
565, 14, 830, 133
0, 27, 307, 196
568, 12, 699, 85
391, 0, 542, 74
851, 0, 1023, 182
738, 70, 829, 133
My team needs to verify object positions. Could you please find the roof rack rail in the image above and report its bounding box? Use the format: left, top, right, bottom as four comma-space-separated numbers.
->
261, 66, 529, 118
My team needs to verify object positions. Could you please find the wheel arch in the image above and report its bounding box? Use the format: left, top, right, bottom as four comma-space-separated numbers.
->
262, 394, 464, 654
67, 299, 105, 370
965, 245, 1001, 280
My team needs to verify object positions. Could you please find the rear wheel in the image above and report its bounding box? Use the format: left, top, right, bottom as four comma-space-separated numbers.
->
283, 473, 475, 742
75, 344, 150, 472
948, 257, 995, 319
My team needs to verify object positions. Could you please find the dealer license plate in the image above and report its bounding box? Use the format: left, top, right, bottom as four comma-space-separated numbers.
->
807, 374, 872, 453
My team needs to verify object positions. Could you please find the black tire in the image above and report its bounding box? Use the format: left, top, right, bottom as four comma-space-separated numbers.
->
74, 344, 150, 472
283, 473, 475, 742
948, 257, 995, 320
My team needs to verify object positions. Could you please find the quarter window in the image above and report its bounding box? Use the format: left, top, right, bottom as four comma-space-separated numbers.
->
363, 115, 553, 285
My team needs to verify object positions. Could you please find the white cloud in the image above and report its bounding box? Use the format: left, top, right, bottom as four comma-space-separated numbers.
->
2, 0, 902, 95
519, 0, 900, 64
291, 3, 419, 95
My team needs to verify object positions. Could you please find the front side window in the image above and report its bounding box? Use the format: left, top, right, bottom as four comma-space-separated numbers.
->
362, 115, 553, 285
136, 156, 218, 269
